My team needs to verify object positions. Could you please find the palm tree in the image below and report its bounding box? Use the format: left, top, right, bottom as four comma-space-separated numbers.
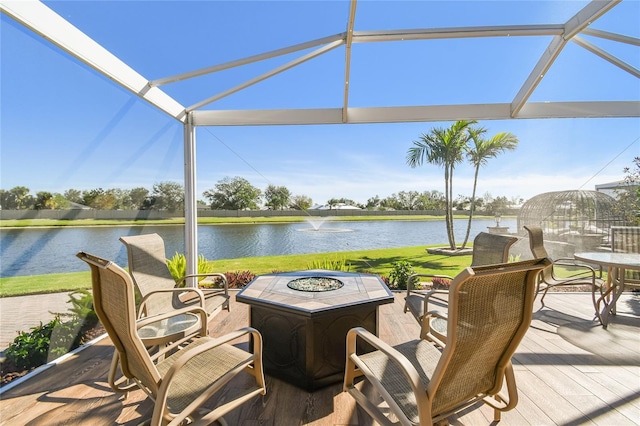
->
460, 127, 519, 248
407, 120, 475, 250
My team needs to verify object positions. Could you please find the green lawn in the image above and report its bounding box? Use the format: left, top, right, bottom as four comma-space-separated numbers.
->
0, 245, 471, 297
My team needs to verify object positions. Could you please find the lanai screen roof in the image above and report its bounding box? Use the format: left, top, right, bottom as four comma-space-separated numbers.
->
2, 0, 639, 126
2, 0, 638, 278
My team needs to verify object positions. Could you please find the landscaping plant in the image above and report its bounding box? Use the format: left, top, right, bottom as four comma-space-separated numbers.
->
166, 252, 215, 285
2, 290, 102, 384
431, 276, 451, 290
307, 256, 351, 272
222, 271, 256, 288
388, 260, 415, 290
4, 316, 83, 371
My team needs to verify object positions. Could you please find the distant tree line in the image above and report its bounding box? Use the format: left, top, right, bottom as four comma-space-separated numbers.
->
0, 182, 184, 212
0, 176, 520, 215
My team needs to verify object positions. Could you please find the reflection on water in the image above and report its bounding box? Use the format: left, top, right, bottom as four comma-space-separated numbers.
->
0, 218, 516, 277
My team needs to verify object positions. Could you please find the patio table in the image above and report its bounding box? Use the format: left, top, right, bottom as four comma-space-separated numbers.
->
137, 312, 201, 346
574, 252, 640, 328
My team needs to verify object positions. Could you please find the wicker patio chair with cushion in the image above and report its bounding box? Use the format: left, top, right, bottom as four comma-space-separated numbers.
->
120, 233, 229, 320
344, 258, 549, 426
77, 251, 266, 426
404, 232, 518, 336
524, 226, 603, 306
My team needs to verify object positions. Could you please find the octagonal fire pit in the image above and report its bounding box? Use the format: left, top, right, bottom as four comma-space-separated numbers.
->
236, 269, 394, 391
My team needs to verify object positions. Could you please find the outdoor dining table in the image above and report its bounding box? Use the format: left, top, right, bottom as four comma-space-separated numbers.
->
574, 252, 640, 328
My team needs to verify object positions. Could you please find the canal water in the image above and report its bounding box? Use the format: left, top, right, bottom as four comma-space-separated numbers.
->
0, 218, 516, 277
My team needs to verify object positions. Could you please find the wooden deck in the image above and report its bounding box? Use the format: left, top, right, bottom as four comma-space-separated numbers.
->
1, 291, 639, 425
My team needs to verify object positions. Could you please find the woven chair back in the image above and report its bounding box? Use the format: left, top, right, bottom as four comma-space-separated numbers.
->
430, 259, 543, 415
77, 252, 160, 391
120, 233, 181, 316
611, 226, 640, 283
470, 232, 518, 267
523, 225, 555, 280
523, 226, 549, 259
611, 226, 640, 254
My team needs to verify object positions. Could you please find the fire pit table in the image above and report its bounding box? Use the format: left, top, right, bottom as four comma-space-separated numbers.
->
236, 269, 394, 391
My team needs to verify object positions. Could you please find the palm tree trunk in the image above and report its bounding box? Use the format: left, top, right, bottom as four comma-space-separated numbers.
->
461, 166, 480, 248
445, 165, 456, 249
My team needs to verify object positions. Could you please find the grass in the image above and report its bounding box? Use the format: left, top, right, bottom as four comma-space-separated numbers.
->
0, 245, 471, 297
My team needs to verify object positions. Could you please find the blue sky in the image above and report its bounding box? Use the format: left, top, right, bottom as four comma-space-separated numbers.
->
1, 1, 639, 206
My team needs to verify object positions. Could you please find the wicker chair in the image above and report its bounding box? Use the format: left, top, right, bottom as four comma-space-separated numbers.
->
404, 232, 518, 335
524, 226, 603, 306
611, 226, 640, 285
120, 233, 229, 320
77, 251, 265, 426
344, 258, 549, 426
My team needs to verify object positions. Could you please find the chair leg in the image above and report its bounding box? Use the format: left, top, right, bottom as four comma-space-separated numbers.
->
538, 285, 551, 306
108, 350, 138, 394
494, 407, 502, 422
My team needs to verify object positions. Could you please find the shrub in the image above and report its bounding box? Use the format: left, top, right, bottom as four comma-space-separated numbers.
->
63, 289, 99, 329
224, 271, 256, 288
166, 252, 214, 285
4, 289, 101, 373
5, 316, 83, 370
388, 260, 415, 290
307, 257, 351, 271
431, 276, 451, 290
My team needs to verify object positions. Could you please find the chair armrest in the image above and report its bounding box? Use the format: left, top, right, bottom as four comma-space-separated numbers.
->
345, 327, 429, 413
407, 273, 453, 296
550, 258, 600, 281
423, 288, 450, 310
554, 258, 598, 273
138, 288, 206, 318
135, 305, 207, 329
180, 273, 228, 290
421, 311, 447, 347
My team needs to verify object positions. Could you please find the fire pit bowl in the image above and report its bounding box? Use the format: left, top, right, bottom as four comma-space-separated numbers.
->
287, 276, 344, 292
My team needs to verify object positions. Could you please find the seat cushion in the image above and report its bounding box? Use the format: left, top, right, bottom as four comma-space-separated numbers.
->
156, 337, 253, 413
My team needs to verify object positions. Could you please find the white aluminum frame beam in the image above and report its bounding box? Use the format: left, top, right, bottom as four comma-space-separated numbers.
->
0, 0, 186, 122
185, 39, 344, 112
151, 33, 346, 87
192, 101, 640, 126
342, 0, 357, 123
351, 24, 565, 43
572, 35, 640, 79
183, 115, 198, 283
510, 0, 621, 118
582, 28, 640, 46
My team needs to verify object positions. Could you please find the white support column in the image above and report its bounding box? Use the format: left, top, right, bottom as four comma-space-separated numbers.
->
183, 113, 198, 287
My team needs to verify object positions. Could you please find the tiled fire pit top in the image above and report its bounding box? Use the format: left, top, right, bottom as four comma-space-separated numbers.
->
236, 269, 393, 314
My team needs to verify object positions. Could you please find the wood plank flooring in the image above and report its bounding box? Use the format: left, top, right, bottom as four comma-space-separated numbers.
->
1, 291, 638, 425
